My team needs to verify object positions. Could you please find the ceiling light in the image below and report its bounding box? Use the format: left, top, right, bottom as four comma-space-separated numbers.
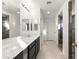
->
47, 1, 52, 4
47, 11, 50, 14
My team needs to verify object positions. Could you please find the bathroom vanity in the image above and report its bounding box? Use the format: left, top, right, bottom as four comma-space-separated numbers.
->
2, 35, 40, 59
14, 37, 40, 59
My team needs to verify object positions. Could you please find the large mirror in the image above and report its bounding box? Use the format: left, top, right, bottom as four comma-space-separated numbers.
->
2, 0, 20, 39
34, 24, 38, 31
22, 19, 33, 31
2, 14, 9, 39
58, 12, 63, 51
26, 23, 29, 31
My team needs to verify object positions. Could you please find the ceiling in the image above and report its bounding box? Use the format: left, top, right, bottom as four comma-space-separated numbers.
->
2, 0, 67, 17
2, 0, 20, 14
40, 0, 66, 18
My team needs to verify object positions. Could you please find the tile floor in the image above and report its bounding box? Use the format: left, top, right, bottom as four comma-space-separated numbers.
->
36, 40, 67, 59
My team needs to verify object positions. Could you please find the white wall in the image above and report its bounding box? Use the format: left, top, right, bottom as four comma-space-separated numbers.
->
55, 16, 58, 44
40, 10, 45, 49
46, 17, 56, 40
2, 10, 20, 38
63, 2, 69, 59
20, 0, 40, 37
40, 11, 56, 41
55, 1, 69, 59
10, 13, 20, 37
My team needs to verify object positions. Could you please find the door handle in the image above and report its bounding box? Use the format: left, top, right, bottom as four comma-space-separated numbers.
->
72, 43, 77, 47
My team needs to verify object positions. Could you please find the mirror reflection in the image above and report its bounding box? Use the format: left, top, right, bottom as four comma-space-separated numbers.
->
34, 24, 38, 31
2, 0, 20, 39
2, 14, 9, 39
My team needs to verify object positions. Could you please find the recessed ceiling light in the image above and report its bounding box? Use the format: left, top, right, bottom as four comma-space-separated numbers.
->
47, 11, 50, 14
47, 1, 52, 4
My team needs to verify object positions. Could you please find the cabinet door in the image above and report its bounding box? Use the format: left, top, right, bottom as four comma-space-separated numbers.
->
29, 41, 35, 50
37, 37, 40, 53
14, 51, 23, 59
28, 37, 40, 59
36, 37, 40, 57
36, 41, 38, 56
32, 54, 36, 59
28, 45, 36, 59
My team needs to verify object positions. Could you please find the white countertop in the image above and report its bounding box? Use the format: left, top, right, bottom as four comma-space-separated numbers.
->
2, 34, 40, 59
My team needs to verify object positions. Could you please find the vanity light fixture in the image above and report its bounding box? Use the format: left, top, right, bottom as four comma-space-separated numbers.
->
21, 3, 30, 12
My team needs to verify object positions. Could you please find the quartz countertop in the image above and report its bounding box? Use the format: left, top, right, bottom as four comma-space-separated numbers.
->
2, 34, 40, 59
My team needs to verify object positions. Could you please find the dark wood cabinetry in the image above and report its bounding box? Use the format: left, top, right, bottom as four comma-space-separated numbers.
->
28, 44, 36, 59
35, 37, 40, 57
28, 37, 40, 59
14, 36, 40, 59
14, 51, 23, 59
